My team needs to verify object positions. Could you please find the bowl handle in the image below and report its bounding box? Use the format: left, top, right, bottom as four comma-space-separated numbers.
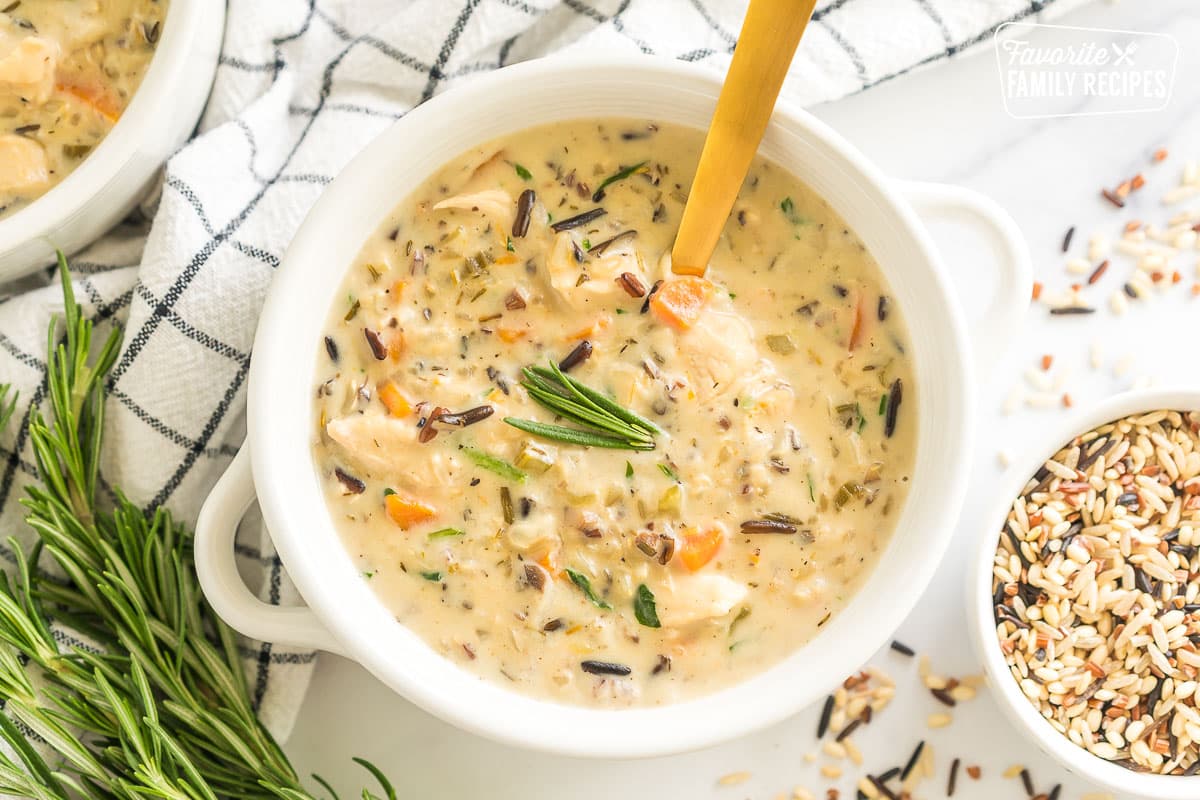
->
195, 446, 346, 655
896, 180, 1032, 365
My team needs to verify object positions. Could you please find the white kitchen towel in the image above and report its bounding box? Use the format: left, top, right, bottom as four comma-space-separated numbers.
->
0, 0, 1085, 741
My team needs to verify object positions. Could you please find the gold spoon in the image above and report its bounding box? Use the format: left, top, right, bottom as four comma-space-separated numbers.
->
671, 0, 817, 276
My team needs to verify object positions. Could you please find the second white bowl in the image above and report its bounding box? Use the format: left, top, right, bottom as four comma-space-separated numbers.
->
969, 388, 1200, 800
0, 0, 225, 281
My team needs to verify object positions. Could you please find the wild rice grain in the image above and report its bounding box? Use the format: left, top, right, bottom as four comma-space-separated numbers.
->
558, 340, 593, 372
817, 694, 834, 738
947, 758, 960, 797
884, 379, 902, 437
512, 189, 535, 237
901, 741, 925, 781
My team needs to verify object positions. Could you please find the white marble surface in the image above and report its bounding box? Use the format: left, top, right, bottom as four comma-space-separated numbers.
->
284, 2, 1200, 798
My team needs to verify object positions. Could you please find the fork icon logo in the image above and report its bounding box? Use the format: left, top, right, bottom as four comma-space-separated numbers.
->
1111, 41, 1138, 66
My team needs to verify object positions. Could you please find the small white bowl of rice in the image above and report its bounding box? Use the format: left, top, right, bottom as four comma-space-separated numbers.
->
971, 388, 1200, 800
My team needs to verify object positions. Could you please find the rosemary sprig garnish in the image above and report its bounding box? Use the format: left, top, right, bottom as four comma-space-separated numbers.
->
504, 362, 661, 451
0, 255, 392, 799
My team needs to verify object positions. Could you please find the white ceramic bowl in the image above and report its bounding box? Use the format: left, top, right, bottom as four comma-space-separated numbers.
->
969, 389, 1200, 800
0, 0, 225, 281
196, 55, 1031, 758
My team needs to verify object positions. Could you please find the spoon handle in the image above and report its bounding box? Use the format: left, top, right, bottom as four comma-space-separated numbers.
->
671, 0, 816, 275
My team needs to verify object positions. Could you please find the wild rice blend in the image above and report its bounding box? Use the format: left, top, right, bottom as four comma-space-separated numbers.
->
993, 410, 1200, 775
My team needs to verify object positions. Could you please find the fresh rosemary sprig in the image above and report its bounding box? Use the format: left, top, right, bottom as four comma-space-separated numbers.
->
0, 255, 394, 799
504, 362, 661, 451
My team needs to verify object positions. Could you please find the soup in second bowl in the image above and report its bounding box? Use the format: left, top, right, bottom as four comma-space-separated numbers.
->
311, 118, 917, 706
0, 0, 167, 218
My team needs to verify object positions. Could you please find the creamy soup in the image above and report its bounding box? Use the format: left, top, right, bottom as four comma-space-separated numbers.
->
0, 0, 167, 217
312, 119, 917, 706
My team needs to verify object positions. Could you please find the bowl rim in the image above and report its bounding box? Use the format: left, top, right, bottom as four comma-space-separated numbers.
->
0, 0, 208, 254
970, 387, 1200, 798
249, 53, 977, 757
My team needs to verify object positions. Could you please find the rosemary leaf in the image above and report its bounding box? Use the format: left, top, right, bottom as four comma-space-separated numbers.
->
0, 254, 393, 799
522, 383, 651, 443
528, 364, 663, 435
462, 446, 527, 483
503, 418, 654, 450
592, 160, 648, 201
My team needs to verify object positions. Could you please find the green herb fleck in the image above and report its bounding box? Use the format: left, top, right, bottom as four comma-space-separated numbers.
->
420, 570, 443, 582
592, 160, 648, 201
625, 461, 634, 479
807, 472, 815, 502
463, 446, 527, 483
582, 238, 591, 250
428, 528, 465, 540
352, 758, 397, 800
633, 584, 661, 628
615, 308, 627, 314
565, 568, 612, 610
506, 236, 515, 252
728, 606, 750, 638
514, 163, 532, 181
344, 297, 360, 321
780, 196, 807, 225
878, 393, 888, 416
500, 486, 515, 525
363, 571, 374, 579
658, 463, 679, 482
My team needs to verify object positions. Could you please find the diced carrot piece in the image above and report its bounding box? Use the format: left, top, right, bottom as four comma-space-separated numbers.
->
847, 292, 869, 351
537, 549, 562, 577
385, 492, 435, 529
378, 382, 412, 417
494, 253, 518, 265
649, 277, 714, 330
568, 313, 612, 340
391, 279, 406, 297
497, 327, 526, 343
678, 524, 724, 572
56, 76, 121, 122
387, 331, 404, 361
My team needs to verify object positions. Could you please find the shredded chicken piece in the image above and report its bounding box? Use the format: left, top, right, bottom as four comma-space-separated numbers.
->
654, 574, 748, 627
0, 36, 58, 105
0, 135, 49, 193
432, 189, 514, 229
545, 233, 646, 310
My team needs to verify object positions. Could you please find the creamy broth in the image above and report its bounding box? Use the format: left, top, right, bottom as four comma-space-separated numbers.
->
312, 119, 917, 706
0, 0, 167, 217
